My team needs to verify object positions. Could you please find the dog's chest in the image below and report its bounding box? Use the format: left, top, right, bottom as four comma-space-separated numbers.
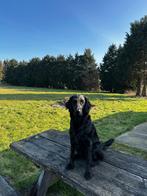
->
71, 129, 91, 146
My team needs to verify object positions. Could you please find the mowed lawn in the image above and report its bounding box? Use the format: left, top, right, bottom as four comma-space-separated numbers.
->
0, 85, 147, 195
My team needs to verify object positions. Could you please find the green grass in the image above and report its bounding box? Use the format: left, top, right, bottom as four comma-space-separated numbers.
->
0, 84, 147, 195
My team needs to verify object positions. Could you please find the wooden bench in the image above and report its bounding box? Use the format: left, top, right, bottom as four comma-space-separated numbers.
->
11, 130, 147, 196
0, 176, 18, 196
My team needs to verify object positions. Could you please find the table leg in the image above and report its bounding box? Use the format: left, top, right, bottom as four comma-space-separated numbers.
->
30, 169, 59, 196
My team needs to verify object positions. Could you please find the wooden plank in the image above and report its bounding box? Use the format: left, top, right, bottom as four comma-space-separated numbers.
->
0, 176, 18, 196
11, 135, 147, 196
11, 140, 65, 170
29, 135, 70, 159
40, 130, 147, 179
92, 162, 146, 195
104, 150, 147, 179
40, 130, 70, 147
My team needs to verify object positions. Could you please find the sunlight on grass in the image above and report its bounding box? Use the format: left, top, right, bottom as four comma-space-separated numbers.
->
0, 85, 147, 195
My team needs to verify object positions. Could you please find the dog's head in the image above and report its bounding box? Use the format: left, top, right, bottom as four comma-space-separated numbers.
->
65, 95, 91, 116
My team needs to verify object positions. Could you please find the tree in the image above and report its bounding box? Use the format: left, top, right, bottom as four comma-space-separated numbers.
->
65, 54, 75, 89
100, 44, 118, 92
0, 61, 3, 81
41, 55, 56, 88
3, 49, 99, 91
120, 16, 147, 96
81, 49, 99, 90
71, 49, 99, 90
100, 16, 147, 95
3, 59, 18, 84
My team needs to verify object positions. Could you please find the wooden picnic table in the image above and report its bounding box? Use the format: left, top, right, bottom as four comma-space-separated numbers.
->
11, 130, 147, 196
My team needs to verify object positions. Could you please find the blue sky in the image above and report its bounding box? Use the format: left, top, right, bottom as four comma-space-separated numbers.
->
0, 0, 147, 63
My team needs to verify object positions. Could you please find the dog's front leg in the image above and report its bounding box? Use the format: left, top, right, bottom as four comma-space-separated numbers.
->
66, 141, 75, 170
84, 140, 92, 180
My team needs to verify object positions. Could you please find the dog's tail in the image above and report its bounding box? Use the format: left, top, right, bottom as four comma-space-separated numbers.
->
102, 138, 114, 150
93, 139, 114, 161
97, 138, 114, 151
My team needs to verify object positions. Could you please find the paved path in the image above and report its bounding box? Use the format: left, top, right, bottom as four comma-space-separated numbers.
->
116, 122, 147, 151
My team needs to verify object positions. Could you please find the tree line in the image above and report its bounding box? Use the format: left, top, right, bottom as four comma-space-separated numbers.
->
1, 16, 147, 95
100, 15, 147, 96
2, 49, 99, 91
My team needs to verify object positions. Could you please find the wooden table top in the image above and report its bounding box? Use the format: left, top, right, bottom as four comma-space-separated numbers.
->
11, 130, 147, 196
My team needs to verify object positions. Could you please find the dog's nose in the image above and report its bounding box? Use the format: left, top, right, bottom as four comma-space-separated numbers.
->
77, 108, 81, 112
76, 108, 82, 115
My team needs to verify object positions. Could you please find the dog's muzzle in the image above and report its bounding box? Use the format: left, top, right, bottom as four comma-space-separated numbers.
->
76, 108, 82, 116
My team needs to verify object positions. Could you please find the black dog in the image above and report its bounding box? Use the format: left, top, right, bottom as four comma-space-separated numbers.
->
65, 95, 114, 180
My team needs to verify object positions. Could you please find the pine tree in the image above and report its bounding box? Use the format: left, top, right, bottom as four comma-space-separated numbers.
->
100, 44, 118, 92
122, 16, 147, 96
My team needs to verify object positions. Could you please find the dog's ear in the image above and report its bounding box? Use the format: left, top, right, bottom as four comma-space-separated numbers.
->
64, 97, 71, 109
83, 97, 91, 115
65, 100, 70, 109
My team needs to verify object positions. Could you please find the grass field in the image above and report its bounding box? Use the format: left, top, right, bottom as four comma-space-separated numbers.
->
0, 84, 147, 195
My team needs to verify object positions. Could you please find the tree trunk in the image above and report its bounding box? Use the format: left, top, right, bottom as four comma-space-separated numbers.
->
136, 74, 143, 96
142, 76, 147, 96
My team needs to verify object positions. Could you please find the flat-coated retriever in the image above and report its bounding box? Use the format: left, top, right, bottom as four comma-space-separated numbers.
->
65, 95, 114, 180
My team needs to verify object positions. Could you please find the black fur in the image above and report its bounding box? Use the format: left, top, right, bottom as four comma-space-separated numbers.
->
65, 95, 114, 180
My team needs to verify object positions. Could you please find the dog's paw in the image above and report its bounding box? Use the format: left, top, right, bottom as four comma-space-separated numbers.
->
66, 163, 74, 170
84, 171, 92, 180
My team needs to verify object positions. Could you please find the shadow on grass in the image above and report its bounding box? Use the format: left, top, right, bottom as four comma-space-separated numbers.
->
0, 93, 136, 101
93, 111, 147, 140
0, 84, 82, 93
0, 84, 137, 101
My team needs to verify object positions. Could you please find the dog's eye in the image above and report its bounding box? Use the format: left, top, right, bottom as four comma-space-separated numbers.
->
80, 100, 84, 104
